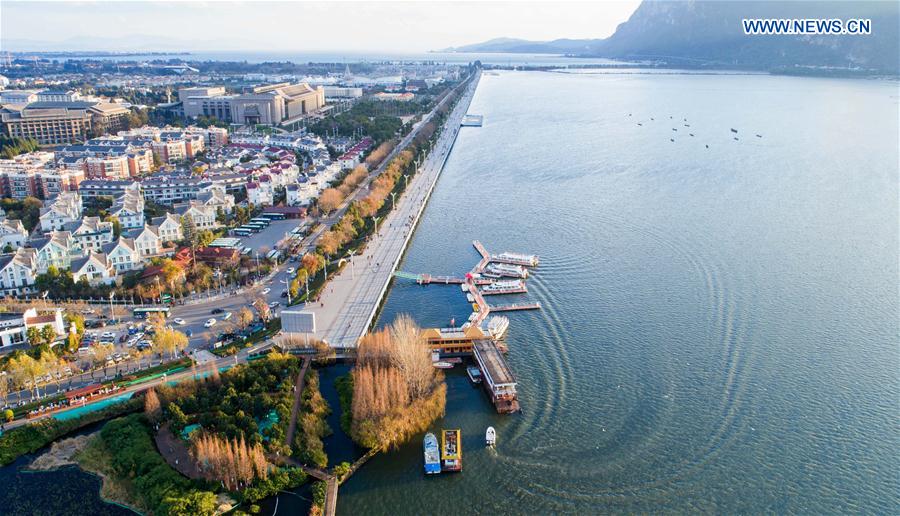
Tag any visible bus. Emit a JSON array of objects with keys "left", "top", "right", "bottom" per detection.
[
  {"left": 233, "top": 228, "right": 252, "bottom": 237},
  {"left": 250, "top": 217, "right": 271, "bottom": 226},
  {"left": 245, "top": 223, "right": 267, "bottom": 231},
  {"left": 133, "top": 307, "right": 170, "bottom": 319},
  {"left": 238, "top": 225, "right": 260, "bottom": 233},
  {"left": 266, "top": 249, "right": 283, "bottom": 262},
  {"left": 261, "top": 212, "right": 286, "bottom": 221}
]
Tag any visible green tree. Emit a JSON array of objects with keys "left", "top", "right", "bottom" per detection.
[
  {"left": 39, "top": 325, "right": 56, "bottom": 347},
  {"left": 26, "top": 327, "right": 41, "bottom": 347},
  {"left": 162, "top": 491, "right": 216, "bottom": 516},
  {"left": 104, "top": 215, "right": 122, "bottom": 238}
]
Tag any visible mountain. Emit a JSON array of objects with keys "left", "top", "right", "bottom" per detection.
[
  {"left": 441, "top": 37, "right": 603, "bottom": 55},
  {"left": 448, "top": 1, "right": 899, "bottom": 73}
]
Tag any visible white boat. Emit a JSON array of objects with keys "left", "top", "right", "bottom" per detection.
[
  {"left": 467, "top": 366, "right": 482, "bottom": 384},
  {"left": 433, "top": 361, "right": 454, "bottom": 369},
  {"left": 466, "top": 293, "right": 474, "bottom": 302},
  {"left": 485, "top": 263, "right": 528, "bottom": 278},
  {"left": 481, "top": 280, "right": 526, "bottom": 294},
  {"left": 485, "top": 316, "right": 510, "bottom": 339},
  {"left": 485, "top": 426, "right": 496, "bottom": 447},
  {"left": 423, "top": 433, "right": 441, "bottom": 474},
  {"left": 460, "top": 284, "right": 469, "bottom": 292}
]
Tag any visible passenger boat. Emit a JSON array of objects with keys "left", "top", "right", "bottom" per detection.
[
  {"left": 423, "top": 433, "right": 441, "bottom": 475},
  {"left": 485, "top": 263, "right": 527, "bottom": 278},
  {"left": 485, "top": 427, "right": 496, "bottom": 447},
  {"left": 485, "top": 315, "right": 510, "bottom": 339},
  {"left": 480, "top": 280, "right": 526, "bottom": 295},
  {"left": 460, "top": 284, "right": 469, "bottom": 292},
  {"left": 441, "top": 429, "right": 462, "bottom": 472},
  {"left": 467, "top": 366, "right": 482, "bottom": 384},
  {"left": 492, "top": 252, "right": 539, "bottom": 267}
]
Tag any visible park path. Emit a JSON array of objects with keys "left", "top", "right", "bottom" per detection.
[
  {"left": 284, "top": 357, "right": 311, "bottom": 448},
  {"left": 156, "top": 423, "right": 203, "bottom": 480}
]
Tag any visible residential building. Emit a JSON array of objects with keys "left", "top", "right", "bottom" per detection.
[
  {"left": 30, "top": 230, "right": 78, "bottom": 273},
  {"left": 103, "top": 238, "right": 140, "bottom": 273},
  {"left": 85, "top": 154, "right": 130, "bottom": 179},
  {"left": 246, "top": 181, "right": 273, "bottom": 206},
  {"left": 151, "top": 213, "right": 183, "bottom": 243},
  {"left": 0, "top": 89, "right": 40, "bottom": 104},
  {"left": 0, "top": 219, "right": 28, "bottom": 250},
  {"left": 39, "top": 191, "right": 82, "bottom": 232},
  {"left": 0, "top": 247, "right": 38, "bottom": 295},
  {"left": 0, "top": 101, "right": 130, "bottom": 146},
  {"left": 194, "top": 185, "right": 234, "bottom": 214},
  {"left": 174, "top": 202, "right": 217, "bottom": 230},
  {"left": 71, "top": 251, "right": 115, "bottom": 286},
  {"left": 181, "top": 83, "right": 325, "bottom": 126},
  {"left": 109, "top": 186, "right": 145, "bottom": 229},
  {"left": 65, "top": 216, "right": 114, "bottom": 252},
  {"left": 0, "top": 307, "right": 65, "bottom": 348},
  {"left": 124, "top": 225, "right": 164, "bottom": 257},
  {"left": 322, "top": 86, "right": 363, "bottom": 99},
  {"left": 141, "top": 176, "right": 211, "bottom": 204},
  {"left": 36, "top": 90, "right": 82, "bottom": 103}
]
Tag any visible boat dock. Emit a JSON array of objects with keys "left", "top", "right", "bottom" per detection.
[
  {"left": 490, "top": 302, "right": 541, "bottom": 312},
  {"left": 473, "top": 340, "right": 520, "bottom": 413},
  {"left": 461, "top": 114, "right": 483, "bottom": 127}
]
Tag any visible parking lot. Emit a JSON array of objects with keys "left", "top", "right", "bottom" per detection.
[{"left": 236, "top": 218, "right": 307, "bottom": 253}]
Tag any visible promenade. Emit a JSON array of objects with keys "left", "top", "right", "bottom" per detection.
[{"left": 307, "top": 72, "right": 481, "bottom": 348}]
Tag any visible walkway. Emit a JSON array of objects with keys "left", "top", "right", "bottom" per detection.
[
  {"left": 156, "top": 423, "right": 203, "bottom": 480},
  {"left": 307, "top": 71, "right": 482, "bottom": 348},
  {"left": 284, "top": 357, "right": 311, "bottom": 448}
]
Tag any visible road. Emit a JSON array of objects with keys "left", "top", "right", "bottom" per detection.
[
  {"left": 307, "top": 72, "right": 481, "bottom": 347},
  {"left": 2, "top": 72, "right": 479, "bottom": 418}
]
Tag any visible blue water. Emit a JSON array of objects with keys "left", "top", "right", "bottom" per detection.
[
  {"left": 53, "top": 393, "right": 134, "bottom": 421},
  {"left": 338, "top": 71, "right": 900, "bottom": 514}
]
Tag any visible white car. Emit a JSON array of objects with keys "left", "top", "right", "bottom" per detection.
[
  {"left": 262, "top": 287, "right": 271, "bottom": 295},
  {"left": 287, "top": 268, "right": 295, "bottom": 275},
  {"left": 223, "top": 312, "right": 233, "bottom": 320},
  {"left": 204, "top": 319, "right": 217, "bottom": 328},
  {"left": 101, "top": 331, "right": 115, "bottom": 339},
  {"left": 173, "top": 318, "right": 186, "bottom": 325},
  {"left": 268, "top": 301, "right": 280, "bottom": 308}
]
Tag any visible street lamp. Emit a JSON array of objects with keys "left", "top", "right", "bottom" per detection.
[
  {"left": 371, "top": 216, "right": 381, "bottom": 236},
  {"left": 390, "top": 191, "right": 397, "bottom": 209},
  {"left": 280, "top": 278, "right": 292, "bottom": 305},
  {"left": 345, "top": 250, "right": 356, "bottom": 280},
  {"left": 108, "top": 291, "right": 115, "bottom": 323}
]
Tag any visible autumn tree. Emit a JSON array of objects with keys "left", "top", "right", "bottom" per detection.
[
  {"left": 153, "top": 327, "right": 189, "bottom": 360},
  {"left": 253, "top": 297, "right": 271, "bottom": 324},
  {"left": 144, "top": 388, "right": 161, "bottom": 423},
  {"left": 317, "top": 188, "right": 343, "bottom": 214},
  {"left": 236, "top": 307, "right": 254, "bottom": 332},
  {"left": 192, "top": 433, "right": 269, "bottom": 491}
]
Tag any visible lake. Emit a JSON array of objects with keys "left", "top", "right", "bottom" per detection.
[{"left": 338, "top": 70, "right": 900, "bottom": 514}]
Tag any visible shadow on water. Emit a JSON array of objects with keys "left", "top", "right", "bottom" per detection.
[{"left": 0, "top": 420, "right": 135, "bottom": 515}]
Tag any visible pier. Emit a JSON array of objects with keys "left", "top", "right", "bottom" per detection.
[
  {"left": 461, "top": 114, "right": 484, "bottom": 127},
  {"left": 490, "top": 302, "right": 541, "bottom": 312}
]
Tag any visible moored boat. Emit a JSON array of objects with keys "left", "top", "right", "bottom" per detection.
[
  {"left": 485, "top": 426, "right": 496, "bottom": 447},
  {"left": 467, "top": 366, "right": 482, "bottom": 384},
  {"left": 423, "top": 433, "right": 441, "bottom": 474},
  {"left": 441, "top": 429, "right": 462, "bottom": 472},
  {"left": 433, "top": 361, "right": 454, "bottom": 369},
  {"left": 485, "top": 315, "right": 510, "bottom": 339}
]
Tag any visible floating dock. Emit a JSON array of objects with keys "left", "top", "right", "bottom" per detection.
[
  {"left": 461, "top": 114, "right": 483, "bottom": 127},
  {"left": 490, "top": 302, "right": 541, "bottom": 312}
]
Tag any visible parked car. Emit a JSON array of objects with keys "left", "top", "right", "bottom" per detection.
[
  {"left": 101, "top": 331, "right": 115, "bottom": 340},
  {"left": 173, "top": 318, "right": 186, "bottom": 325},
  {"left": 287, "top": 267, "right": 295, "bottom": 275},
  {"left": 269, "top": 301, "right": 280, "bottom": 308},
  {"left": 211, "top": 308, "right": 224, "bottom": 315},
  {"left": 204, "top": 319, "right": 217, "bottom": 328},
  {"left": 262, "top": 288, "right": 271, "bottom": 295},
  {"left": 223, "top": 312, "right": 233, "bottom": 320}
]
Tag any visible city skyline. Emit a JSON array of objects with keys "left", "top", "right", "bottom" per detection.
[{"left": 1, "top": 1, "right": 642, "bottom": 53}]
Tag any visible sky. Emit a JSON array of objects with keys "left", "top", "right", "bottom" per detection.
[{"left": 0, "top": 0, "right": 642, "bottom": 53}]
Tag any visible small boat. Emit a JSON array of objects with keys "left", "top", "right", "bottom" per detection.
[
  {"left": 730, "top": 128, "right": 738, "bottom": 133},
  {"left": 689, "top": 133, "right": 694, "bottom": 137},
  {"left": 637, "top": 123, "right": 642, "bottom": 126},
  {"left": 705, "top": 144, "right": 709, "bottom": 148},
  {"left": 423, "top": 433, "right": 441, "bottom": 474},
  {"left": 756, "top": 134, "right": 762, "bottom": 138},
  {"left": 733, "top": 137, "right": 739, "bottom": 141},
  {"left": 672, "top": 128, "right": 677, "bottom": 132},
  {"left": 650, "top": 117, "right": 654, "bottom": 120},
  {"left": 433, "top": 361, "right": 454, "bottom": 369},
  {"left": 466, "top": 293, "right": 474, "bottom": 302},
  {"left": 485, "top": 427, "right": 496, "bottom": 447},
  {"left": 460, "top": 284, "right": 469, "bottom": 292},
  {"left": 467, "top": 366, "right": 482, "bottom": 384},
  {"left": 670, "top": 138, "right": 675, "bottom": 142},
  {"left": 441, "top": 429, "right": 462, "bottom": 472},
  {"left": 684, "top": 124, "right": 690, "bottom": 127},
  {"left": 485, "top": 315, "right": 510, "bottom": 339}
]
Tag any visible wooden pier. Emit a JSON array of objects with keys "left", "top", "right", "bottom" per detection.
[{"left": 489, "top": 302, "right": 542, "bottom": 312}]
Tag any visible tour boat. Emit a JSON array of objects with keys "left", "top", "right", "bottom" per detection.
[
  {"left": 467, "top": 366, "right": 482, "bottom": 384},
  {"left": 441, "top": 429, "right": 462, "bottom": 472},
  {"left": 423, "top": 433, "right": 441, "bottom": 475},
  {"left": 485, "top": 263, "right": 527, "bottom": 278},
  {"left": 481, "top": 280, "right": 526, "bottom": 294},
  {"left": 485, "top": 427, "right": 496, "bottom": 447},
  {"left": 485, "top": 315, "right": 510, "bottom": 339}
]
